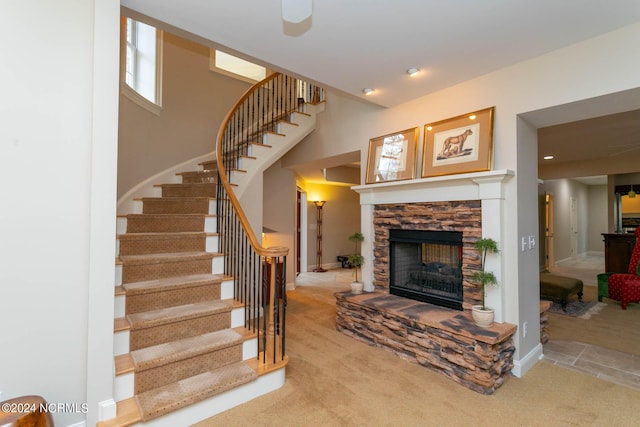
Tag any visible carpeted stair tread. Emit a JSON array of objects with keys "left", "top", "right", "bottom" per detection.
[
  {"left": 139, "top": 196, "right": 216, "bottom": 202},
  {"left": 157, "top": 182, "right": 216, "bottom": 188},
  {"left": 135, "top": 361, "right": 258, "bottom": 421},
  {"left": 124, "top": 213, "right": 212, "bottom": 233},
  {"left": 119, "top": 251, "right": 218, "bottom": 266},
  {"left": 127, "top": 300, "right": 231, "bottom": 331},
  {"left": 122, "top": 273, "right": 225, "bottom": 296},
  {"left": 177, "top": 170, "right": 217, "bottom": 177},
  {"left": 130, "top": 328, "right": 243, "bottom": 371},
  {"left": 126, "top": 213, "right": 209, "bottom": 219},
  {"left": 118, "top": 231, "right": 206, "bottom": 240}
]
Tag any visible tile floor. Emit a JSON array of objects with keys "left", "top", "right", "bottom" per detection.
[
  {"left": 295, "top": 256, "right": 640, "bottom": 391},
  {"left": 543, "top": 340, "right": 640, "bottom": 390}
]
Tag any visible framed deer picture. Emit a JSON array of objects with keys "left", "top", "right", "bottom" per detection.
[{"left": 421, "top": 107, "right": 495, "bottom": 178}]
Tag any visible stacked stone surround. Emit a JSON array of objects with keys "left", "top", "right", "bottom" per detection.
[
  {"left": 539, "top": 300, "right": 552, "bottom": 344},
  {"left": 372, "top": 200, "right": 483, "bottom": 309},
  {"left": 336, "top": 199, "right": 522, "bottom": 394},
  {"left": 335, "top": 291, "right": 517, "bottom": 394}
]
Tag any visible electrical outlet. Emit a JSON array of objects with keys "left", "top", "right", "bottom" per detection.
[{"left": 522, "top": 321, "right": 528, "bottom": 338}]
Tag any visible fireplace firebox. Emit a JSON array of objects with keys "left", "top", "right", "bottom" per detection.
[{"left": 389, "top": 229, "right": 463, "bottom": 310}]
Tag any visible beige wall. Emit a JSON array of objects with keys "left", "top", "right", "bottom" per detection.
[
  {"left": 302, "top": 183, "right": 361, "bottom": 272},
  {"left": 263, "top": 160, "right": 296, "bottom": 282},
  {"left": 117, "top": 31, "right": 250, "bottom": 198}
]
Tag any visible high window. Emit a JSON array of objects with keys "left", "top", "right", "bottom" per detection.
[
  {"left": 121, "top": 17, "right": 163, "bottom": 113},
  {"left": 210, "top": 50, "right": 268, "bottom": 83}
]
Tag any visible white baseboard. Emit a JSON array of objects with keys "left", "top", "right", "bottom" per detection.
[
  {"left": 98, "top": 399, "right": 117, "bottom": 422},
  {"left": 511, "top": 343, "right": 543, "bottom": 378}
]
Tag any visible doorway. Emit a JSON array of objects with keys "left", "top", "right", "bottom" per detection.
[
  {"left": 545, "top": 193, "right": 555, "bottom": 269},
  {"left": 296, "top": 188, "right": 308, "bottom": 275}
]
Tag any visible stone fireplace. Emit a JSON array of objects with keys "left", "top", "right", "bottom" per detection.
[
  {"left": 389, "top": 228, "right": 464, "bottom": 309},
  {"left": 335, "top": 170, "right": 517, "bottom": 394},
  {"left": 376, "top": 201, "right": 482, "bottom": 310}
]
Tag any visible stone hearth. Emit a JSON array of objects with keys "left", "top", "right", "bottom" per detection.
[{"left": 335, "top": 291, "right": 517, "bottom": 394}]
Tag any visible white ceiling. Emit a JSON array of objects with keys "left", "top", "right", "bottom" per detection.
[
  {"left": 122, "top": 0, "right": 640, "bottom": 183},
  {"left": 122, "top": 0, "right": 640, "bottom": 108}
]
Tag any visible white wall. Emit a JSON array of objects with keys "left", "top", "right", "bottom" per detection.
[
  {"left": 281, "top": 22, "right": 640, "bottom": 374},
  {"left": 0, "top": 1, "right": 120, "bottom": 426},
  {"left": 542, "top": 179, "right": 592, "bottom": 262},
  {"left": 587, "top": 185, "right": 608, "bottom": 253}
]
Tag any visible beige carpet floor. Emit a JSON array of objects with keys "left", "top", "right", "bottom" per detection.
[{"left": 194, "top": 271, "right": 640, "bottom": 427}]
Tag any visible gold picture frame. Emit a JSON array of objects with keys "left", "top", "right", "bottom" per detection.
[
  {"left": 365, "top": 127, "right": 418, "bottom": 184},
  {"left": 422, "top": 107, "right": 495, "bottom": 178}
]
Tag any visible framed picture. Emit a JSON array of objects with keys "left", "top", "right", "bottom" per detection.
[
  {"left": 422, "top": 107, "right": 495, "bottom": 178},
  {"left": 366, "top": 127, "right": 418, "bottom": 184}
]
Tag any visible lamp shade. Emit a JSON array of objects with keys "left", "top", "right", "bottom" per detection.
[{"left": 282, "top": 0, "right": 312, "bottom": 23}]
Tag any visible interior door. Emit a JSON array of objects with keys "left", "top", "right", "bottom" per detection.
[
  {"left": 570, "top": 196, "right": 578, "bottom": 257},
  {"left": 545, "top": 193, "right": 555, "bottom": 269},
  {"left": 296, "top": 189, "right": 302, "bottom": 275}
]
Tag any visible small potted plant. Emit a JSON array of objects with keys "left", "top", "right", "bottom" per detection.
[
  {"left": 471, "top": 237, "right": 499, "bottom": 327},
  {"left": 347, "top": 232, "right": 365, "bottom": 294}
]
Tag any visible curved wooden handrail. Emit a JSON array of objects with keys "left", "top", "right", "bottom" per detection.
[{"left": 215, "top": 72, "right": 288, "bottom": 259}]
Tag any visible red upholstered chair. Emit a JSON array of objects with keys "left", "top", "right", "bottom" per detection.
[{"left": 608, "top": 228, "right": 640, "bottom": 309}]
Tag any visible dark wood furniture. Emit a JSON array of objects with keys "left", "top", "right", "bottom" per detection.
[
  {"left": 0, "top": 395, "right": 54, "bottom": 427},
  {"left": 602, "top": 233, "right": 637, "bottom": 273},
  {"left": 540, "top": 272, "right": 583, "bottom": 310}
]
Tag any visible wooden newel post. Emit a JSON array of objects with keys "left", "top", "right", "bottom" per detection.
[{"left": 263, "top": 246, "right": 288, "bottom": 363}]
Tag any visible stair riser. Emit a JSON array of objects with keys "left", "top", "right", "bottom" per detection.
[
  {"left": 119, "top": 236, "right": 206, "bottom": 256},
  {"left": 126, "top": 216, "right": 208, "bottom": 233},
  {"left": 199, "top": 161, "right": 217, "bottom": 171},
  {"left": 135, "top": 344, "right": 243, "bottom": 394},
  {"left": 126, "top": 284, "right": 222, "bottom": 315},
  {"left": 179, "top": 172, "right": 217, "bottom": 184},
  {"left": 114, "top": 330, "right": 129, "bottom": 356},
  {"left": 114, "top": 306, "right": 245, "bottom": 357},
  {"left": 130, "top": 312, "right": 231, "bottom": 351},
  {"left": 142, "top": 199, "right": 214, "bottom": 215},
  {"left": 114, "top": 337, "right": 259, "bottom": 400},
  {"left": 161, "top": 184, "right": 216, "bottom": 198},
  {"left": 121, "top": 258, "right": 214, "bottom": 284}
]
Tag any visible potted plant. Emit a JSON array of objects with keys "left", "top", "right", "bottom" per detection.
[
  {"left": 471, "top": 237, "right": 499, "bottom": 327},
  {"left": 347, "top": 232, "right": 365, "bottom": 294}
]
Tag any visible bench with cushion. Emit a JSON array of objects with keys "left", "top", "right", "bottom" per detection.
[{"left": 540, "top": 272, "right": 583, "bottom": 311}]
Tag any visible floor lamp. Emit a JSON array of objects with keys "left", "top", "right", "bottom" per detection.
[{"left": 313, "top": 201, "right": 327, "bottom": 272}]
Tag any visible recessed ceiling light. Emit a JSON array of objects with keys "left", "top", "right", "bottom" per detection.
[
  {"left": 362, "top": 88, "right": 374, "bottom": 95},
  {"left": 468, "top": 114, "right": 476, "bottom": 120},
  {"left": 543, "top": 155, "right": 554, "bottom": 160},
  {"left": 406, "top": 68, "right": 420, "bottom": 76}
]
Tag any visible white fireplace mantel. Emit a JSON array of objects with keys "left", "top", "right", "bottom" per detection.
[
  {"left": 352, "top": 169, "right": 514, "bottom": 323},
  {"left": 352, "top": 169, "right": 514, "bottom": 205}
]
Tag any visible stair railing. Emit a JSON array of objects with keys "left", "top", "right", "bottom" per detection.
[{"left": 215, "top": 72, "right": 324, "bottom": 364}]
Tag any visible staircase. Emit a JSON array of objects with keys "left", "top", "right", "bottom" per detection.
[{"left": 101, "top": 74, "right": 325, "bottom": 427}]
